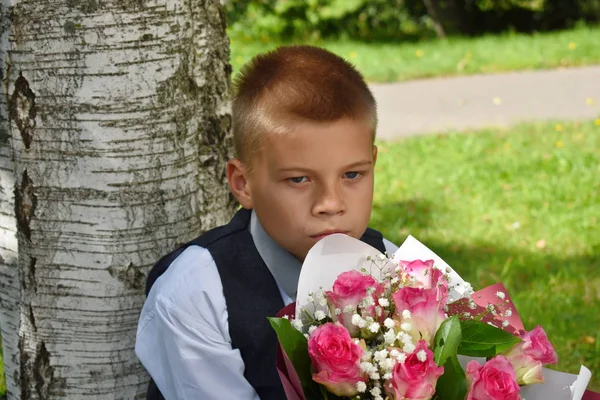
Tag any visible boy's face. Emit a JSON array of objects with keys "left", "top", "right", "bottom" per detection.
[{"left": 228, "top": 118, "right": 377, "bottom": 261}]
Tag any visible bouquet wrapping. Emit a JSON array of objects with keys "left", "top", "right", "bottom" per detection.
[{"left": 269, "top": 234, "right": 598, "bottom": 400}]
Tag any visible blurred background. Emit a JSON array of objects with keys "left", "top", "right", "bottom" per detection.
[{"left": 224, "top": 0, "right": 600, "bottom": 392}]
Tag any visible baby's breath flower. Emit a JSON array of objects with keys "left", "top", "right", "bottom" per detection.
[
  {"left": 352, "top": 314, "right": 366, "bottom": 328},
  {"left": 308, "top": 325, "right": 318, "bottom": 335},
  {"left": 416, "top": 350, "right": 427, "bottom": 362},
  {"left": 319, "top": 298, "right": 327, "bottom": 307},
  {"left": 360, "top": 362, "right": 375, "bottom": 374},
  {"left": 366, "top": 286, "right": 376, "bottom": 294},
  {"left": 368, "top": 322, "right": 381, "bottom": 333},
  {"left": 463, "top": 312, "right": 472, "bottom": 318},
  {"left": 403, "top": 343, "right": 416, "bottom": 354},
  {"left": 383, "top": 372, "right": 393, "bottom": 380},
  {"left": 370, "top": 387, "right": 382, "bottom": 397},
  {"left": 384, "top": 318, "right": 396, "bottom": 329},
  {"left": 391, "top": 277, "right": 399, "bottom": 284},
  {"left": 502, "top": 320, "right": 510, "bottom": 328},
  {"left": 469, "top": 300, "right": 477, "bottom": 310},
  {"left": 334, "top": 308, "right": 342, "bottom": 315},
  {"left": 378, "top": 254, "right": 387, "bottom": 261},
  {"left": 402, "top": 309, "right": 411, "bottom": 319},
  {"left": 401, "top": 322, "right": 412, "bottom": 332},
  {"left": 361, "top": 350, "right": 372, "bottom": 361},
  {"left": 314, "top": 310, "right": 326, "bottom": 321},
  {"left": 486, "top": 304, "right": 496, "bottom": 313},
  {"left": 306, "top": 294, "right": 314, "bottom": 303},
  {"left": 343, "top": 305, "right": 355, "bottom": 313},
  {"left": 374, "top": 349, "right": 389, "bottom": 363},
  {"left": 496, "top": 291, "right": 506, "bottom": 299},
  {"left": 395, "top": 352, "right": 407, "bottom": 363},
  {"left": 369, "top": 372, "right": 381, "bottom": 380},
  {"left": 381, "top": 358, "right": 395, "bottom": 371},
  {"left": 356, "top": 381, "right": 367, "bottom": 393},
  {"left": 384, "top": 329, "right": 397, "bottom": 345},
  {"left": 378, "top": 298, "right": 390, "bottom": 307},
  {"left": 505, "top": 309, "right": 512, "bottom": 317},
  {"left": 292, "top": 319, "right": 303, "bottom": 331}
]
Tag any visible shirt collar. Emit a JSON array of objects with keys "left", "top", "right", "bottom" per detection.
[{"left": 249, "top": 210, "right": 301, "bottom": 301}]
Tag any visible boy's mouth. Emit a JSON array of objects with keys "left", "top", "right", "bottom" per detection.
[{"left": 310, "top": 230, "right": 349, "bottom": 240}]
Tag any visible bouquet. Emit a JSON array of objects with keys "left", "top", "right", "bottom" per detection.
[{"left": 269, "top": 235, "right": 596, "bottom": 400}]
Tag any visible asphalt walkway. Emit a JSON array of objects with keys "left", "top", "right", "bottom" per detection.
[{"left": 370, "top": 66, "right": 600, "bottom": 141}]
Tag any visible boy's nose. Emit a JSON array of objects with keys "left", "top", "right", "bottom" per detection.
[{"left": 312, "top": 185, "right": 346, "bottom": 216}]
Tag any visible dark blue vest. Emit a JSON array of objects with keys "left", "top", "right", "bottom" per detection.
[{"left": 144, "top": 208, "right": 387, "bottom": 400}]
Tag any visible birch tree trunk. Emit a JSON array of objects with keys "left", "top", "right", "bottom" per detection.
[{"left": 0, "top": 0, "right": 235, "bottom": 398}]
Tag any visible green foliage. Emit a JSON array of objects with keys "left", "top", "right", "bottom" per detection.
[
  {"left": 225, "top": 0, "right": 600, "bottom": 42},
  {"left": 0, "top": 336, "right": 5, "bottom": 397},
  {"left": 457, "top": 320, "right": 522, "bottom": 357}
]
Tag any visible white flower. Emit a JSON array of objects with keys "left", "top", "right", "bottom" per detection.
[
  {"left": 496, "top": 291, "right": 506, "bottom": 299},
  {"left": 366, "top": 286, "right": 376, "bottom": 294},
  {"left": 395, "top": 352, "right": 407, "bottom": 363},
  {"left": 378, "top": 253, "right": 387, "bottom": 261},
  {"left": 391, "top": 277, "right": 399, "bottom": 284},
  {"left": 375, "top": 306, "right": 383, "bottom": 316},
  {"left": 370, "top": 387, "right": 382, "bottom": 397},
  {"left": 403, "top": 343, "right": 416, "bottom": 354},
  {"left": 369, "top": 371, "right": 381, "bottom": 380},
  {"left": 502, "top": 320, "right": 509, "bottom": 328},
  {"left": 374, "top": 349, "right": 389, "bottom": 363},
  {"left": 360, "top": 362, "right": 375, "bottom": 374},
  {"left": 402, "top": 309, "right": 411, "bottom": 319},
  {"left": 417, "top": 350, "right": 427, "bottom": 362},
  {"left": 343, "top": 305, "right": 355, "bottom": 313},
  {"left": 319, "top": 298, "right": 327, "bottom": 307},
  {"left": 361, "top": 350, "right": 372, "bottom": 362},
  {"left": 469, "top": 300, "right": 477, "bottom": 310},
  {"left": 334, "top": 308, "right": 342, "bottom": 315},
  {"left": 306, "top": 294, "right": 314, "bottom": 303},
  {"left": 401, "top": 322, "right": 412, "bottom": 332},
  {"left": 369, "top": 322, "right": 381, "bottom": 333},
  {"left": 308, "top": 325, "right": 318, "bottom": 335},
  {"left": 383, "top": 372, "right": 393, "bottom": 380},
  {"left": 381, "top": 358, "right": 395, "bottom": 371},
  {"left": 384, "top": 318, "right": 396, "bottom": 329},
  {"left": 384, "top": 329, "right": 397, "bottom": 345},
  {"left": 505, "top": 309, "right": 512, "bottom": 317},
  {"left": 352, "top": 314, "right": 365, "bottom": 327},
  {"left": 292, "top": 319, "right": 303, "bottom": 331},
  {"left": 356, "top": 381, "right": 367, "bottom": 393},
  {"left": 378, "top": 298, "right": 389, "bottom": 307},
  {"left": 314, "top": 310, "right": 326, "bottom": 321}
]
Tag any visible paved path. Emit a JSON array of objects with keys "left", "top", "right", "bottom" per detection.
[{"left": 369, "top": 66, "right": 600, "bottom": 141}]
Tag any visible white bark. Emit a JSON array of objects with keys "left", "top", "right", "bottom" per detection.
[{"left": 0, "top": 0, "right": 234, "bottom": 398}]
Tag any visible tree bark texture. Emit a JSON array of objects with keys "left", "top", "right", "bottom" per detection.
[{"left": 0, "top": 0, "right": 235, "bottom": 398}]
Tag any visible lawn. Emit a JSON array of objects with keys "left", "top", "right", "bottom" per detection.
[
  {"left": 0, "top": 119, "right": 598, "bottom": 396},
  {"left": 230, "top": 24, "right": 600, "bottom": 83},
  {"left": 372, "top": 119, "right": 600, "bottom": 391}
]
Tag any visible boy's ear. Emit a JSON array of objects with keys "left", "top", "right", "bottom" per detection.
[
  {"left": 227, "top": 159, "right": 253, "bottom": 209},
  {"left": 372, "top": 144, "right": 378, "bottom": 166}
]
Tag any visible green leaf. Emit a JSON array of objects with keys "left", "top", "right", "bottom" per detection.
[
  {"left": 433, "top": 316, "right": 462, "bottom": 367},
  {"left": 458, "top": 319, "right": 521, "bottom": 357},
  {"left": 267, "top": 317, "right": 322, "bottom": 399},
  {"left": 433, "top": 355, "right": 467, "bottom": 400}
]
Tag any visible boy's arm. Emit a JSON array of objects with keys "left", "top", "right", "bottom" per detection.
[{"left": 135, "top": 246, "right": 260, "bottom": 400}]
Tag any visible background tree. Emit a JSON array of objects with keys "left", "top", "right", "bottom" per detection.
[{"left": 0, "top": 0, "right": 235, "bottom": 398}]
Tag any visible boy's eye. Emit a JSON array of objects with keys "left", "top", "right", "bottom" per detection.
[
  {"left": 289, "top": 176, "right": 308, "bottom": 184},
  {"left": 344, "top": 171, "right": 361, "bottom": 179}
]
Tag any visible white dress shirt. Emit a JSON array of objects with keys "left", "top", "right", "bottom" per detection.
[{"left": 135, "top": 211, "right": 398, "bottom": 400}]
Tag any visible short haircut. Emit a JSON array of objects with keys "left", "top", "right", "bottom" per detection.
[{"left": 232, "top": 45, "right": 377, "bottom": 164}]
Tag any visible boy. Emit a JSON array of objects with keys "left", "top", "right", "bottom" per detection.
[{"left": 135, "top": 45, "right": 398, "bottom": 400}]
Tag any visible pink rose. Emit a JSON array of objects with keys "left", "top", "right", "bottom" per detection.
[
  {"left": 466, "top": 356, "right": 521, "bottom": 400},
  {"left": 502, "top": 325, "right": 557, "bottom": 384},
  {"left": 326, "top": 271, "right": 384, "bottom": 335},
  {"left": 399, "top": 260, "right": 436, "bottom": 288},
  {"left": 392, "top": 286, "right": 447, "bottom": 345},
  {"left": 308, "top": 322, "right": 365, "bottom": 396},
  {"left": 386, "top": 340, "right": 444, "bottom": 400}
]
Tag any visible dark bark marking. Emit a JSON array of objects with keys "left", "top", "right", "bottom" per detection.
[
  {"left": 28, "top": 257, "right": 37, "bottom": 294},
  {"left": 18, "top": 337, "right": 31, "bottom": 400},
  {"left": 14, "top": 169, "right": 37, "bottom": 241},
  {"left": 108, "top": 262, "right": 145, "bottom": 290},
  {"left": 9, "top": 72, "right": 36, "bottom": 150},
  {"left": 33, "top": 341, "right": 54, "bottom": 399},
  {"left": 28, "top": 304, "right": 36, "bottom": 332}
]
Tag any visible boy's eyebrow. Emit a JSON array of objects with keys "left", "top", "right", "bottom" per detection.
[{"left": 276, "top": 160, "right": 373, "bottom": 173}]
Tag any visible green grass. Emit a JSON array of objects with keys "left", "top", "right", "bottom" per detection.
[
  {"left": 230, "top": 24, "right": 600, "bottom": 82},
  {"left": 371, "top": 118, "right": 600, "bottom": 391}
]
